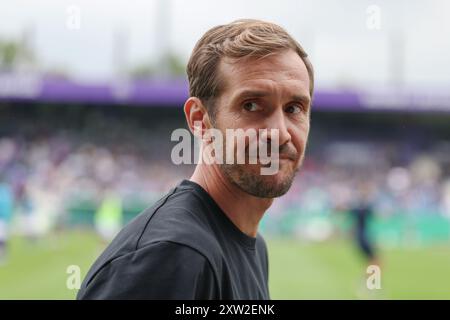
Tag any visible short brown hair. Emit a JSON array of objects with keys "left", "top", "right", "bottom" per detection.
[{"left": 187, "top": 19, "right": 314, "bottom": 115}]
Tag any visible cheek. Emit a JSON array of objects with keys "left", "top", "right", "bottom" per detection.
[
  {"left": 214, "top": 112, "right": 243, "bottom": 132},
  {"left": 291, "top": 125, "right": 309, "bottom": 154}
]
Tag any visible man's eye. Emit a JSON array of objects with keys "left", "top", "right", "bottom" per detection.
[
  {"left": 243, "top": 102, "right": 260, "bottom": 112},
  {"left": 285, "top": 105, "right": 302, "bottom": 114}
]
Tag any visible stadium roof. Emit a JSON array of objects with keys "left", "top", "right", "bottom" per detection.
[{"left": 1, "top": 73, "right": 450, "bottom": 113}]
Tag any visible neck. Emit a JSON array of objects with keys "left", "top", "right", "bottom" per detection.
[{"left": 190, "top": 163, "right": 273, "bottom": 238}]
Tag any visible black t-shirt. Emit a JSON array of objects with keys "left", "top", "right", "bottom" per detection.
[{"left": 77, "top": 179, "right": 270, "bottom": 300}]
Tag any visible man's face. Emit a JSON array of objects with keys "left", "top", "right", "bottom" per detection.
[{"left": 210, "top": 49, "right": 311, "bottom": 198}]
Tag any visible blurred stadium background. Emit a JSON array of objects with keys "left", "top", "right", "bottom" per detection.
[{"left": 0, "top": 0, "right": 449, "bottom": 299}]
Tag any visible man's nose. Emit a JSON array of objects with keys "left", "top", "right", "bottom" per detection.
[{"left": 261, "top": 108, "right": 292, "bottom": 146}]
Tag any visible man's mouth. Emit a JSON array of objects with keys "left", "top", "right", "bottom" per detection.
[{"left": 247, "top": 154, "right": 296, "bottom": 163}]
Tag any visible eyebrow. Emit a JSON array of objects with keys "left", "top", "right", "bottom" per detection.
[{"left": 234, "top": 89, "right": 311, "bottom": 104}]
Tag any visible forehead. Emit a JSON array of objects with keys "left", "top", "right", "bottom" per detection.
[{"left": 218, "top": 49, "right": 310, "bottom": 100}]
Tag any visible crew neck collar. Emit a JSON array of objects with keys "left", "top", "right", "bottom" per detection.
[{"left": 179, "top": 179, "right": 257, "bottom": 249}]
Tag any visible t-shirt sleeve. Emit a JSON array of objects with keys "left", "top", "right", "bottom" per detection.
[{"left": 77, "top": 241, "right": 218, "bottom": 300}]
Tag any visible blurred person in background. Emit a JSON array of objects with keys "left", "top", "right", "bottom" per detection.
[
  {"left": 14, "top": 179, "right": 37, "bottom": 242},
  {"left": 94, "top": 188, "right": 123, "bottom": 243},
  {"left": 349, "top": 180, "right": 379, "bottom": 267},
  {"left": 0, "top": 178, "right": 14, "bottom": 264},
  {"left": 442, "top": 179, "right": 450, "bottom": 218}
]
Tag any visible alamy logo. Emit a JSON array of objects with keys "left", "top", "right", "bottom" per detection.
[
  {"left": 366, "top": 5, "right": 381, "bottom": 30},
  {"left": 66, "top": 5, "right": 81, "bottom": 30},
  {"left": 366, "top": 265, "right": 382, "bottom": 290},
  {"left": 66, "top": 265, "right": 81, "bottom": 290},
  {"left": 171, "top": 122, "right": 282, "bottom": 175}
]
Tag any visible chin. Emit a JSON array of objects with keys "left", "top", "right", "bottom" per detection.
[
  {"left": 260, "top": 167, "right": 296, "bottom": 196},
  {"left": 222, "top": 163, "right": 297, "bottom": 198}
]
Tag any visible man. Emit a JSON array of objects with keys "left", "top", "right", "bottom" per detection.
[
  {"left": 77, "top": 19, "right": 314, "bottom": 300},
  {"left": 350, "top": 181, "right": 378, "bottom": 266}
]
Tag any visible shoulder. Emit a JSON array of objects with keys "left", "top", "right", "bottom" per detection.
[
  {"left": 99, "top": 184, "right": 222, "bottom": 256},
  {"left": 78, "top": 241, "right": 218, "bottom": 299},
  {"left": 256, "top": 232, "right": 269, "bottom": 277},
  {"left": 256, "top": 232, "right": 268, "bottom": 252},
  {"left": 80, "top": 184, "right": 225, "bottom": 290},
  {"left": 135, "top": 187, "right": 224, "bottom": 266}
]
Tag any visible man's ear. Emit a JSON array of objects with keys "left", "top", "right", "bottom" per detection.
[{"left": 183, "top": 97, "right": 213, "bottom": 138}]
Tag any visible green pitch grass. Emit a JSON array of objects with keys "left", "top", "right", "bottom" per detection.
[{"left": 0, "top": 230, "right": 449, "bottom": 299}]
